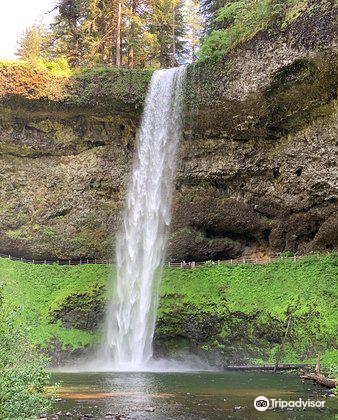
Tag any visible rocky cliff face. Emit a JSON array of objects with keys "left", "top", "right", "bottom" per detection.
[
  {"left": 0, "top": 112, "right": 136, "bottom": 259},
  {"left": 0, "top": 1, "right": 337, "bottom": 260},
  {"left": 172, "top": 106, "right": 337, "bottom": 260}
]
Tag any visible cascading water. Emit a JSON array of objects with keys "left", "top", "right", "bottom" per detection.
[{"left": 101, "top": 66, "right": 186, "bottom": 370}]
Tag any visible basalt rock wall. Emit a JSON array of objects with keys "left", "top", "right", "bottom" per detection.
[{"left": 0, "top": 1, "right": 337, "bottom": 260}]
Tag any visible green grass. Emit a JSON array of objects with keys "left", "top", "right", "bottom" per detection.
[
  {"left": 0, "top": 259, "right": 111, "bottom": 349},
  {"left": 159, "top": 254, "right": 338, "bottom": 364},
  {"left": 1, "top": 254, "right": 337, "bottom": 364},
  {"left": 161, "top": 254, "right": 336, "bottom": 318}
]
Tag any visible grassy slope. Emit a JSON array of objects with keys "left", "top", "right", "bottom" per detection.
[
  {"left": 159, "top": 254, "right": 337, "bottom": 364},
  {"left": 1, "top": 254, "right": 337, "bottom": 364},
  {"left": 1, "top": 260, "right": 109, "bottom": 349}
]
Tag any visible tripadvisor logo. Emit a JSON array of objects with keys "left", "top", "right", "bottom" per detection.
[
  {"left": 254, "top": 396, "right": 326, "bottom": 411},
  {"left": 254, "top": 396, "right": 269, "bottom": 411}
]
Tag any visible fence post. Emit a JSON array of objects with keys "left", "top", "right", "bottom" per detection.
[
  {"left": 230, "top": 259, "right": 233, "bottom": 265},
  {"left": 57, "top": 260, "right": 59, "bottom": 265},
  {"left": 192, "top": 261, "right": 196, "bottom": 268},
  {"left": 180, "top": 262, "right": 183, "bottom": 269},
  {"left": 217, "top": 260, "right": 220, "bottom": 265},
  {"left": 243, "top": 257, "right": 245, "bottom": 264},
  {"left": 68, "top": 260, "right": 71, "bottom": 266}
]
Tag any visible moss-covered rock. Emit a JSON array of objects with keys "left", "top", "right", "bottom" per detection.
[
  {"left": 174, "top": 108, "right": 338, "bottom": 259},
  {"left": 184, "top": 52, "right": 337, "bottom": 141},
  {"left": 0, "top": 62, "right": 153, "bottom": 114},
  {"left": 1, "top": 254, "right": 336, "bottom": 366},
  {"left": 0, "top": 3, "right": 336, "bottom": 260},
  {"left": 66, "top": 67, "right": 153, "bottom": 112},
  {"left": 0, "top": 109, "right": 137, "bottom": 157},
  {"left": 155, "top": 254, "right": 338, "bottom": 365},
  {"left": 48, "top": 284, "right": 106, "bottom": 330},
  {"left": 168, "top": 227, "right": 243, "bottom": 262}
]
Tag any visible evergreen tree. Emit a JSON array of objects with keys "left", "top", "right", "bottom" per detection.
[
  {"left": 48, "top": 0, "right": 189, "bottom": 68},
  {"left": 148, "top": 0, "right": 187, "bottom": 67},
  {"left": 16, "top": 25, "right": 45, "bottom": 63},
  {"left": 66, "top": 0, "right": 138, "bottom": 67},
  {"left": 184, "top": 0, "right": 203, "bottom": 61},
  {"left": 200, "top": 0, "right": 238, "bottom": 33},
  {"left": 50, "top": 0, "right": 88, "bottom": 66},
  {"left": 125, "top": 0, "right": 153, "bottom": 68},
  {"left": 83, "top": 0, "right": 119, "bottom": 66},
  {"left": 85, "top": 0, "right": 188, "bottom": 68}
]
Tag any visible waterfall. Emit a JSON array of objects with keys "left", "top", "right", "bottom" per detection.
[{"left": 101, "top": 66, "right": 186, "bottom": 370}]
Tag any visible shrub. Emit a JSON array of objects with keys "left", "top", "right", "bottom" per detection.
[
  {"left": 0, "top": 60, "right": 152, "bottom": 109},
  {"left": 199, "top": 0, "right": 309, "bottom": 61},
  {"left": 0, "top": 290, "right": 52, "bottom": 420},
  {"left": 0, "top": 61, "right": 65, "bottom": 99}
]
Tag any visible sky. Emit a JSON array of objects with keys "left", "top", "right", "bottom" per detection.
[{"left": 0, "top": 0, "right": 57, "bottom": 60}]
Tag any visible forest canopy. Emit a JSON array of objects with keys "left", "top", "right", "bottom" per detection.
[{"left": 15, "top": 0, "right": 314, "bottom": 68}]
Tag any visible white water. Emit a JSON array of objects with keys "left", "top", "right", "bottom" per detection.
[{"left": 100, "top": 66, "right": 187, "bottom": 371}]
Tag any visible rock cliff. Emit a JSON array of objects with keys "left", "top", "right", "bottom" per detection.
[{"left": 0, "top": 1, "right": 337, "bottom": 260}]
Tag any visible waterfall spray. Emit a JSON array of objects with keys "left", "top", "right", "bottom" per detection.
[{"left": 101, "top": 66, "right": 186, "bottom": 370}]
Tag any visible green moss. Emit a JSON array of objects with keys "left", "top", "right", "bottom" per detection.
[
  {"left": 1, "top": 254, "right": 337, "bottom": 365},
  {"left": 198, "top": 0, "right": 327, "bottom": 61},
  {"left": 28, "top": 120, "right": 77, "bottom": 145},
  {"left": 282, "top": 0, "right": 310, "bottom": 28},
  {"left": 0, "top": 143, "right": 46, "bottom": 157},
  {"left": 0, "top": 258, "right": 111, "bottom": 350},
  {"left": 6, "top": 226, "right": 34, "bottom": 241},
  {"left": 158, "top": 254, "right": 338, "bottom": 364},
  {"left": 65, "top": 66, "right": 153, "bottom": 111},
  {"left": 0, "top": 61, "right": 153, "bottom": 113},
  {"left": 6, "top": 222, "right": 116, "bottom": 260}
]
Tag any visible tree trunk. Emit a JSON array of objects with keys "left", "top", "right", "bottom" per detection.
[
  {"left": 192, "top": 44, "right": 196, "bottom": 62},
  {"left": 128, "top": 46, "right": 134, "bottom": 69},
  {"left": 128, "top": 0, "right": 135, "bottom": 69},
  {"left": 274, "top": 313, "right": 292, "bottom": 373},
  {"left": 172, "top": 3, "right": 176, "bottom": 67},
  {"left": 115, "top": 0, "right": 122, "bottom": 67},
  {"left": 315, "top": 353, "right": 321, "bottom": 374},
  {"left": 300, "top": 355, "right": 337, "bottom": 388},
  {"left": 300, "top": 373, "right": 338, "bottom": 388}
]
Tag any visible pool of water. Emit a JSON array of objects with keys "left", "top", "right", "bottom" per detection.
[{"left": 50, "top": 371, "right": 335, "bottom": 420}]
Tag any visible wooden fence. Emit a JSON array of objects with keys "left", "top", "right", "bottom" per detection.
[
  {"left": 0, "top": 253, "right": 112, "bottom": 266},
  {"left": 0, "top": 252, "right": 306, "bottom": 268},
  {"left": 167, "top": 255, "right": 303, "bottom": 268}
]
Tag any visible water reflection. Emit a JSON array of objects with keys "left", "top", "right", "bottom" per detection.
[{"left": 51, "top": 371, "right": 335, "bottom": 420}]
